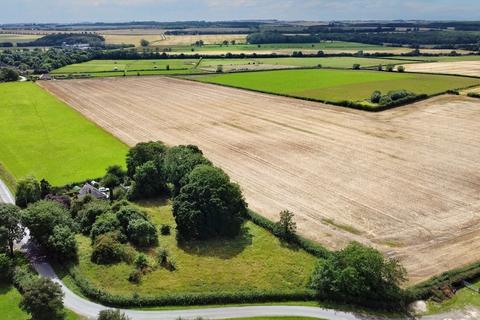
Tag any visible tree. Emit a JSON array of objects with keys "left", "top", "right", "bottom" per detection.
[
  {"left": 98, "top": 309, "right": 130, "bottom": 320},
  {"left": 397, "top": 65, "right": 405, "bottom": 72},
  {"left": 0, "top": 68, "right": 19, "bottom": 82},
  {"left": 40, "top": 179, "right": 52, "bottom": 198},
  {"left": 163, "top": 145, "right": 211, "bottom": 194},
  {"left": 127, "top": 219, "right": 158, "bottom": 247},
  {"left": 77, "top": 200, "right": 111, "bottom": 234},
  {"left": 0, "top": 253, "right": 13, "bottom": 283},
  {"left": 15, "top": 176, "right": 41, "bottom": 208},
  {"left": 47, "top": 226, "right": 78, "bottom": 261},
  {"left": 129, "top": 161, "right": 166, "bottom": 199},
  {"left": 0, "top": 204, "right": 25, "bottom": 256},
  {"left": 275, "top": 210, "right": 296, "bottom": 239},
  {"left": 22, "top": 200, "right": 74, "bottom": 247},
  {"left": 126, "top": 141, "right": 167, "bottom": 177},
  {"left": 310, "top": 242, "right": 406, "bottom": 307},
  {"left": 140, "top": 39, "right": 150, "bottom": 47},
  {"left": 173, "top": 165, "right": 246, "bottom": 240},
  {"left": 90, "top": 212, "right": 122, "bottom": 241},
  {"left": 352, "top": 64, "right": 361, "bottom": 70},
  {"left": 20, "top": 277, "right": 65, "bottom": 320},
  {"left": 91, "top": 233, "right": 124, "bottom": 264}
]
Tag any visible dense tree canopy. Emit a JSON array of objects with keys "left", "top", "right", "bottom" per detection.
[
  {"left": 310, "top": 242, "right": 406, "bottom": 307},
  {"left": 173, "top": 165, "right": 247, "bottom": 240},
  {"left": 0, "top": 67, "right": 19, "bottom": 82},
  {"left": 126, "top": 141, "right": 167, "bottom": 177},
  {"left": 20, "top": 277, "right": 65, "bottom": 320},
  {"left": 15, "top": 176, "right": 41, "bottom": 208}
]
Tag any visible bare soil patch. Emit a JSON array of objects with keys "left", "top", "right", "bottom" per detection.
[
  {"left": 39, "top": 77, "right": 480, "bottom": 284},
  {"left": 405, "top": 61, "right": 480, "bottom": 77}
]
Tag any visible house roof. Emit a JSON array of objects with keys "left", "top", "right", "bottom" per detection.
[{"left": 78, "top": 183, "right": 108, "bottom": 199}]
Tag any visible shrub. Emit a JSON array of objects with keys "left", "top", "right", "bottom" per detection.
[
  {"left": 47, "top": 226, "right": 78, "bottom": 261},
  {"left": 173, "top": 165, "right": 247, "bottom": 240},
  {"left": 90, "top": 213, "right": 122, "bottom": 241},
  {"left": 386, "top": 64, "right": 394, "bottom": 72},
  {"left": 0, "top": 203, "right": 24, "bottom": 256},
  {"left": 397, "top": 65, "right": 405, "bottom": 72},
  {"left": 116, "top": 206, "right": 147, "bottom": 231},
  {"left": 128, "top": 269, "right": 142, "bottom": 284},
  {"left": 44, "top": 194, "right": 71, "bottom": 209},
  {"left": 352, "top": 64, "right": 361, "bottom": 70},
  {"left": 467, "top": 92, "right": 480, "bottom": 99},
  {"left": 156, "top": 248, "right": 169, "bottom": 266},
  {"left": 370, "top": 90, "right": 382, "bottom": 103},
  {"left": 15, "top": 176, "right": 41, "bottom": 208},
  {"left": 310, "top": 242, "right": 406, "bottom": 308},
  {"left": 70, "top": 194, "right": 95, "bottom": 218},
  {"left": 134, "top": 253, "right": 149, "bottom": 270},
  {"left": 98, "top": 309, "right": 131, "bottom": 320},
  {"left": 127, "top": 219, "right": 158, "bottom": 247},
  {"left": 377, "top": 64, "right": 383, "bottom": 71},
  {"left": 160, "top": 224, "right": 171, "bottom": 235},
  {"left": 112, "top": 187, "right": 127, "bottom": 200},
  {"left": 20, "top": 277, "right": 65, "bottom": 320},
  {"left": 91, "top": 233, "right": 125, "bottom": 265},
  {"left": 13, "top": 266, "right": 38, "bottom": 293}
]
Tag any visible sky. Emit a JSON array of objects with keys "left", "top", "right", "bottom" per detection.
[{"left": 1, "top": 0, "right": 479, "bottom": 24}]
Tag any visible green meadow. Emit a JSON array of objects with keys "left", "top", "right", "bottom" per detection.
[
  {"left": 0, "top": 82, "right": 128, "bottom": 186},
  {"left": 195, "top": 69, "right": 480, "bottom": 103}
]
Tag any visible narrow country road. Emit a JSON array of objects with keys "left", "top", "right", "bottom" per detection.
[{"left": 1, "top": 178, "right": 478, "bottom": 320}]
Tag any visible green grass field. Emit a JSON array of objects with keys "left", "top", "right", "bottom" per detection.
[
  {"left": 67, "top": 199, "right": 316, "bottom": 297},
  {"left": 165, "top": 41, "right": 395, "bottom": 53},
  {"left": 52, "top": 59, "right": 200, "bottom": 75},
  {"left": 0, "top": 34, "right": 41, "bottom": 44},
  {"left": 0, "top": 82, "right": 128, "bottom": 186},
  {"left": 199, "top": 57, "right": 417, "bottom": 69},
  {"left": 195, "top": 69, "right": 480, "bottom": 103}
]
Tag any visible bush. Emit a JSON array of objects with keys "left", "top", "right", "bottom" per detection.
[
  {"left": 310, "top": 242, "right": 406, "bottom": 308},
  {"left": 116, "top": 205, "right": 147, "bottom": 231},
  {"left": 13, "top": 266, "right": 38, "bottom": 293},
  {"left": 128, "top": 269, "right": 142, "bottom": 284},
  {"left": 352, "top": 64, "right": 361, "bottom": 70},
  {"left": 160, "top": 224, "right": 171, "bottom": 235},
  {"left": 370, "top": 90, "right": 382, "bottom": 103},
  {"left": 47, "top": 226, "right": 78, "bottom": 261},
  {"left": 173, "top": 165, "right": 247, "bottom": 240},
  {"left": 90, "top": 213, "right": 122, "bottom": 241},
  {"left": 127, "top": 219, "right": 158, "bottom": 247},
  {"left": 15, "top": 176, "right": 41, "bottom": 208},
  {"left": 20, "top": 277, "right": 65, "bottom": 320},
  {"left": 91, "top": 233, "right": 125, "bottom": 265},
  {"left": 134, "top": 253, "right": 149, "bottom": 270},
  {"left": 397, "top": 65, "right": 405, "bottom": 72},
  {"left": 156, "top": 248, "right": 169, "bottom": 266},
  {"left": 98, "top": 309, "right": 131, "bottom": 320},
  {"left": 467, "top": 92, "right": 480, "bottom": 98}
]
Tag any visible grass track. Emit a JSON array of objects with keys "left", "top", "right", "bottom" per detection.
[
  {"left": 195, "top": 69, "right": 480, "bottom": 102},
  {"left": 0, "top": 82, "right": 128, "bottom": 185}
]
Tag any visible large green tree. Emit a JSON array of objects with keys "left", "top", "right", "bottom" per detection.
[
  {"left": 129, "top": 160, "right": 166, "bottom": 199},
  {"left": 15, "top": 176, "right": 41, "bottom": 208},
  {"left": 0, "top": 203, "right": 25, "bottom": 256},
  {"left": 310, "top": 242, "right": 406, "bottom": 307},
  {"left": 20, "top": 277, "right": 65, "bottom": 320},
  {"left": 173, "top": 165, "right": 247, "bottom": 240},
  {"left": 163, "top": 145, "right": 211, "bottom": 194},
  {"left": 126, "top": 141, "right": 167, "bottom": 177},
  {"left": 47, "top": 226, "right": 78, "bottom": 261}
]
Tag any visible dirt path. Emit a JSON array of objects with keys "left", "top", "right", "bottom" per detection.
[{"left": 39, "top": 77, "right": 480, "bottom": 284}]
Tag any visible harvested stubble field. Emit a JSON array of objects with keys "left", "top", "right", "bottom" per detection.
[
  {"left": 40, "top": 77, "right": 480, "bottom": 284},
  {"left": 404, "top": 61, "right": 480, "bottom": 77}
]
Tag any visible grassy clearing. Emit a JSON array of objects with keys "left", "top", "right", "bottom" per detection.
[
  {"left": 195, "top": 69, "right": 480, "bottom": 103},
  {"left": 52, "top": 59, "right": 200, "bottom": 74},
  {"left": 67, "top": 199, "right": 316, "bottom": 297},
  {"left": 0, "top": 82, "right": 128, "bottom": 185}
]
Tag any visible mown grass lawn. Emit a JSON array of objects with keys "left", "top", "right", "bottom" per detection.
[
  {"left": 0, "top": 82, "right": 128, "bottom": 186},
  {"left": 195, "top": 69, "right": 480, "bottom": 103},
  {"left": 68, "top": 199, "right": 316, "bottom": 297}
]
